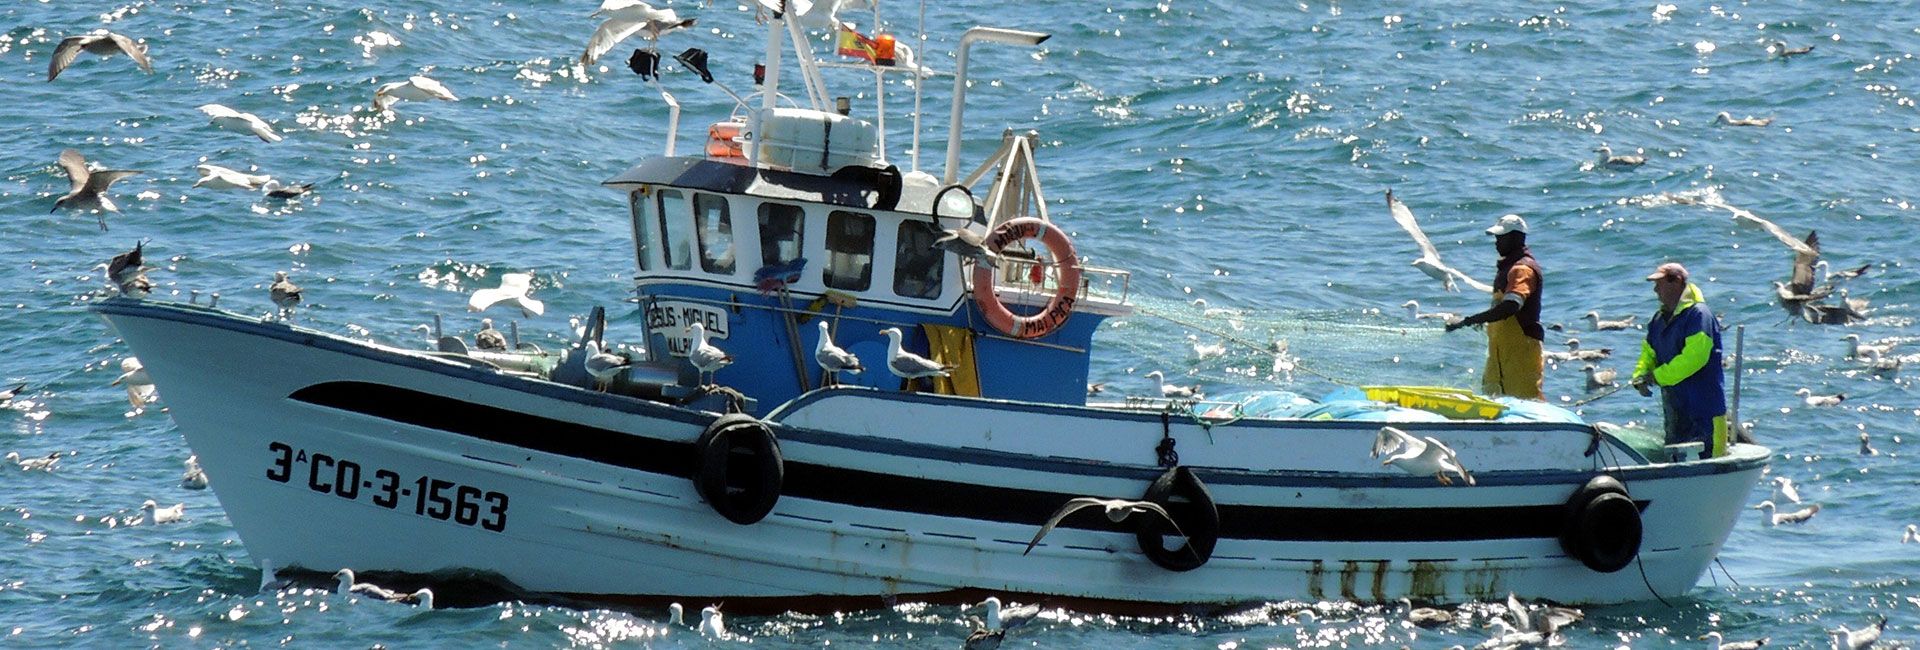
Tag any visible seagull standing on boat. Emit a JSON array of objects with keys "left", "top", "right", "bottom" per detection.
[
  {"left": 181, "top": 455, "right": 208, "bottom": 490},
  {"left": 269, "top": 271, "right": 303, "bottom": 321},
  {"left": 468, "top": 272, "right": 544, "bottom": 317},
  {"left": 1593, "top": 144, "right": 1646, "bottom": 168},
  {"left": 105, "top": 240, "right": 154, "bottom": 298},
  {"left": 52, "top": 149, "right": 141, "bottom": 230},
  {"left": 141, "top": 499, "right": 185, "bottom": 524},
  {"left": 582, "top": 340, "right": 631, "bottom": 390},
  {"left": 373, "top": 75, "right": 458, "bottom": 112},
  {"left": 687, "top": 322, "right": 733, "bottom": 386},
  {"left": 1023, "top": 497, "right": 1186, "bottom": 555},
  {"left": 813, "top": 321, "right": 863, "bottom": 385},
  {"left": 198, "top": 104, "right": 282, "bottom": 143},
  {"left": 1752, "top": 500, "right": 1818, "bottom": 526},
  {"left": 1372, "top": 427, "right": 1474, "bottom": 486},
  {"left": 193, "top": 164, "right": 272, "bottom": 191},
  {"left": 880, "top": 327, "right": 952, "bottom": 389},
  {"left": 1143, "top": 370, "right": 1201, "bottom": 400},
  {"left": 1713, "top": 112, "right": 1773, "bottom": 127},
  {"left": 474, "top": 318, "right": 508, "bottom": 351},
  {"left": 1385, "top": 189, "right": 1491, "bottom": 294},
  {"left": 111, "top": 357, "right": 157, "bottom": 410},
  {"left": 47, "top": 30, "right": 152, "bottom": 81},
  {"left": 931, "top": 227, "right": 1001, "bottom": 267},
  {"left": 581, "top": 0, "right": 697, "bottom": 67}
]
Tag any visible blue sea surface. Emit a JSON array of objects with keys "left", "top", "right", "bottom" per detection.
[{"left": 4, "top": 0, "right": 1919, "bottom": 647}]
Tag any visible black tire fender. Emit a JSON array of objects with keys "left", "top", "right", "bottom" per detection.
[
  {"left": 1135, "top": 466, "right": 1220, "bottom": 572},
  {"left": 1559, "top": 475, "right": 1642, "bottom": 573},
  {"left": 694, "top": 414, "right": 784, "bottom": 525}
]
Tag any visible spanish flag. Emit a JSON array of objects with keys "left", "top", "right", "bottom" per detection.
[{"left": 837, "top": 25, "right": 878, "bottom": 62}]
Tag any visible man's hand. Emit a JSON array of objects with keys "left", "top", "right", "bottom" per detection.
[
  {"left": 1443, "top": 315, "right": 1475, "bottom": 332},
  {"left": 1631, "top": 374, "right": 1653, "bottom": 397}
]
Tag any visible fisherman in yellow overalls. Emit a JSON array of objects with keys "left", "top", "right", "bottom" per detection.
[{"left": 1445, "top": 214, "right": 1545, "bottom": 400}]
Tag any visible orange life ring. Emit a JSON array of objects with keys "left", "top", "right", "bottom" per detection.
[{"left": 972, "top": 217, "right": 1082, "bottom": 339}]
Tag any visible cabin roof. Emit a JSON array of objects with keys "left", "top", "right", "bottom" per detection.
[{"left": 603, "top": 156, "right": 958, "bottom": 217}]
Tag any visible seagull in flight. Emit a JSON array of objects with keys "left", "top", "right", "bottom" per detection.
[
  {"left": 467, "top": 272, "right": 544, "bottom": 317},
  {"left": 374, "top": 75, "right": 458, "bottom": 112},
  {"left": 1023, "top": 497, "right": 1187, "bottom": 555},
  {"left": 198, "top": 104, "right": 282, "bottom": 143},
  {"left": 193, "top": 164, "right": 272, "bottom": 191},
  {"left": 932, "top": 227, "right": 1001, "bottom": 267},
  {"left": 48, "top": 30, "right": 152, "bottom": 81},
  {"left": 52, "top": 149, "right": 141, "bottom": 229},
  {"left": 105, "top": 239, "right": 154, "bottom": 297},
  {"left": 1372, "top": 426, "right": 1474, "bottom": 485},
  {"left": 581, "top": 0, "right": 698, "bottom": 66},
  {"left": 1386, "top": 189, "right": 1491, "bottom": 294}
]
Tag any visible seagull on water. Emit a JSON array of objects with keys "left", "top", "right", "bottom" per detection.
[
  {"left": 581, "top": 0, "right": 697, "bottom": 66},
  {"left": 141, "top": 499, "right": 185, "bottom": 524},
  {"left": 1903, "top": 524, "right": 1918, "bottom": 544},
  {"left": 667, "top": 602, "right": 685, "bottom": 627},
  {"left": 261, "top": 180, "right": 314, "bottom": 199},
  {"left": 5, "top": 452, "right": 60, "bottom": 471},
  {"left": 1402, "top": 300, "right": 1460, "bottom": 323},
  {"left": 181, "top": 455, "right": 208, "bottom": 490},
  {"left": 269, "top": 271, "right": 303, "bottom": 321},
  {"left": 972, "top": 596, "right": 1042, "bottom": 634},
  {"left": 813, "top": 321, "right": 863, "bottom": 385},
  {"left": 1713, "top": 112, "right": 1773, "bottom": 127},
  {"left": 698, "top": 605, "right": 729, "bottom": 638},
  {"left": 931, "top": 227, "right": 1000, "bottom": 267},
  {"left": 0, "top": 383, "right": 24, "bottom": 407},
  {"left": 1506, "top": 592, "right": 1583, "bottom": 637},
  {"left": 581, "top": 340, "right": 631, "bottom": 390},
  {"left": 1583, "top": 364, "right": 1618, "bottom": 392},
  {"left": 333, "top": 568, "right": 416, "bottom": 603},
  {"left": 1752, "top": 500, "right": 1818, "bottom": 526},
  {"left": 468, "top": 272, "right": 544, "bottom": 317},
  {"left": 1860, "top": 431, "right": 1879, "bottom": 456},
  {"left": 111, "top": 357, "right": 157, "bottom": 410},
  {"left": 374, "top": 75, "right": 458, "bottom": 112},
  {"left": 1085, "top": 382, "right": 1106, "bottom": 396},
  {"left": 198, "top": 104, "right": 282, "bottom": 143},
  {"left": 1396, "top": 598, "right": 1453, "bottom": 628},
  {"left": 1767, "top": 41, "right": 1814, "bottom": 59},
  {"left": 193, "top": 164, "right": 272, "bottom": 191},
  {"left": 880, "top": 327, "right": 952, "bottom": 386},
  {"left": 47, "top": 30, "right": 152, "bottom": 81},
  {"left": 1701, "top": 631, "right": 1768, "bottom": 650},
  {"left": 1480, "top": 618, "right": 1549, "bottom": 650},
  {"left": 1584, "top": 311, "right": 1637, "bottom": 330},
  {"left": 1372, "top": 426, "right": 1474, "bottom": 485},
  {"left": 1546, "top": 338, "right": 1612, "bottom": 363},
  {"left": 1842, "top": 334, "right": 1892, "bottom": 360},
  {"left": 1143, "top": 370, "right": 1201, "bottom": 399},
  {"left": 1023, "top": 497, "right": 1186, "bottom": 555},
  {"left": 1386, "top": 189, "right": 1492, "bottom": 294},
  {"left": 1594, "top": 144, "right": 1646, "bottom": 168},
  {"left": 1794, "top": 388, "right": 1844, "bottom": 407},
  {"left": 1770, "top": 476, "right": 1801, "bottom": 504},
  {"left": 1187, "top": 334, "right": 1226, "bottom": 360},
  {"left": 1831, "top": 617, "right": 1885, "bottom": 650},
  {"left": 52, "top": 149, "right": 141, "bottom": 229},
  {"left": 687, "top": 322, "right": 733, "bottom": 385},
  {"left": 105, "top": 239, "right": 154, "bottom": 298},
  {"left": 474, "top": 318, "right": 508, "bottom": 351}
]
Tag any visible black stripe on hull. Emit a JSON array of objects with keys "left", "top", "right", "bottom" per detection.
[{"left": 290, "top": 381, "right": 1580, "bottom": 542}]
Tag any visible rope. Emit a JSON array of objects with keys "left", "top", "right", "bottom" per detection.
[{"left": 1573, "top": 383, "right": 1626, "bottom": 406}]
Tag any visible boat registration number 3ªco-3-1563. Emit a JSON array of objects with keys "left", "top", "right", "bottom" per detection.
[
  {"left": 645, "top": 300, "right": 729, "bottom": 357},
  {"left": 265, "top": 442, "right": 510, "bottom": 532}
]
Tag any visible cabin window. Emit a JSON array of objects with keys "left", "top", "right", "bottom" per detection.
[
  {"left": 694, "top": 193, "right": 735, "bottom": 275},
  {"left": 629, "top": 191, "right": 653, "bottom": 270},
  {"left": 893, "top": 220, "right": 944, "bottom": 298},
  {"left": 657, "top": 189, "right": 693, "bottom": 270},
  {"left": 823, "top": 211, "right": 874, "bottom": 291},
  {"left": 758, "top": 203, "right": 805, "bottom": 267}
]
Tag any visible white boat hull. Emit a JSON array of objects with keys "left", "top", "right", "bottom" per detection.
[{"left": 96, "top": 299, "right": 1767, "bottom": 610}]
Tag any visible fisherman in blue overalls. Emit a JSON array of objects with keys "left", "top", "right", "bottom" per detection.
[{"left": 1630, "top": 262, "right": 1727, "bottom": 459}]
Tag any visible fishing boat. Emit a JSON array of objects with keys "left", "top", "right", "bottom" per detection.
[{"left": 92, "top": 2, "right": 1766, "bottom": 611}]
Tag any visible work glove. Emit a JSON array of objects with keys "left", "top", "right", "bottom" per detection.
[
  {"left": 1631, "top": 374, "right": 1653, "bottom": 397},
  {"left": 1443, "top": 315, "right": 1475, "bottom": 333}
]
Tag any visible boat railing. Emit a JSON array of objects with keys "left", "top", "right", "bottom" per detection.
[{"left": 981, "top": 255, "right": 1132, "bottom": 306}]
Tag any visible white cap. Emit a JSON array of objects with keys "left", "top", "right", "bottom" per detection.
[{"left": 1486, "top": 214, "right": 1528, "bottom": 236}]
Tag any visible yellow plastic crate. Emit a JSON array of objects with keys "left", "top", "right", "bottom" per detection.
[{"left": 1361, "top": 385, "right": 1506, "bottom": 420}]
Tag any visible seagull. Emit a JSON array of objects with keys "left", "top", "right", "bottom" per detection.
[
  {"left": 105, "top": 239, "right": 154, "bottom": 297},
  {"left": 1023, "top": 497, "right": 1186, "bottom": 555},
  {"left": 1582, "top": 364, "right": 1618, "bottom": 392},
  {"left": 1814, "top": 260, "right": 1871, "bottom": 286},
  {"left": 1187, "top": 334, "right": 1226, "bottom": 360},
  {"left": 467, "top": 272, "right": 544, "bottom": 317},
  {"left": 581, "top": 340, "right": 631, "bottom": 390},
  {"left": 1086, "top": 382, "right": 1106, "bottom": 396},
  {"left": 374, "top": 75, "right": 458, "bottom": 112},
  {"left": 52, "top": 149, "right": 141, "bottom": 228},
  {"left": 1752, "top": 500, "right": 1819, "bottom": 526},
  {"left": 1546, "top": 338, "right": 1612, "bottom": 363},
  {"left": 1903, "top": 524, "right": 1917, "bottom": 544},
  {"left": 1386, "top": 189, "right": 1492, "bottom": 294},
  {"left": 1767, "top": 41, "right": 1814, "bottom": 59},
  {"left": 1478, "top": 618, "right": 1548, "bottom": 650},
  {"left": 333, "top": 568, "right": 411, "bottom": 602},
  {"left": 474, "top": 318, "right": 508, "bottom": 351},
  {"left": 667, "top": 602, "right": 685, "bottom": 627},
  {"left": 698, "top": 605, "right": 728, "bottom": 638},
  {"left": 1713, "top": 112, "right": 1773, "bottom": 127},
  {"left": 1583, "top": 311, "right": 1637, "bottom": 330},
  {"left": 406, "top": 589, "right": 434, "bottom": 609},
  {"left": 1373, "top": 427, "right": 1474, "bottom": 485},
  {"left": 198, "top": 104, "right": 282, "bottom": 143},
  {"left": 1593, "top": 144, "right": 1646, "bottom": 168},
  {"left": 1770, "top": 476, "right": 1801, "bottom": 504},
  {"left": 180, "top": 455, "right": 208, "bottom": 490},
  {"left": 880, "top": 327, "right": 952, "bottom": 386},
  {"left": 1794, "top": 388, "right": 1844, "bottom": 407},
  {"left": 1770, "top": 229, "right": 1830, "bottom": 310},
  {"left": 1506, "top": 592, "right": 1583, "bottom": 637},
  {"left": 1860, "top": 431, "right": 1879, "bottom": 456},
  {"left": 973, "top": 596, "right": 1041, "bottom": 633},
  {"left": 269, "top": 271, "right": 303, "bottom": 321},
  {"left": 813, "top": 321, "right": 863, "bottom": 385},
  {"left": 1702, "top": 631, "right": 1768, "bottom": 650},
  {"left": 261, "top": 180, "right": 314, "bottom": 199},
  {"left": 964, "top": 616, "right": 1005, "bottom": 650},
  {"left": 141, "top": 499, "right": 185, "bottom": 524},
  {"left": 1402, "top": 300, "right": 1460, "bottom": 323},
  {"left": 1396, "top": 598, "right": 1453, "bottom": 628},
  {"left": 687, "top": 322, "right": 733, "bottom": 385},
  {"left": 0, "top": 383, "right": 24, "bottom": 407},
  {"left": 193, "top": 164, "right": 272, "bottom": 190},
  {"left": 5, "top": 452, "right": 60, "bottom": 471},
  {"left": 1801, "top": 300, "right": 1868, "bottom": 325},
  {"left": 1842, "top": 334, "right": 1892, "bottom": 360},
  {"left": 47, "top": 30, "right": 152, "bottom": 81},
  {"left": 931, "top": 227, "right": 1000, "bottom": 267},
  {"left": 1831, "top": 617, "right": 1885, "bottom": 650},
  {"left": 1143, "top": 370, "right": 1201, "bottom": 400},
  {"left": 581, "top": 0, "right": 698, "bottom": 66},
  {"left": 111, "top": 357, "right": 157, "bottom": 410}
]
